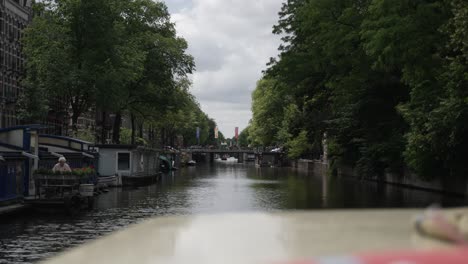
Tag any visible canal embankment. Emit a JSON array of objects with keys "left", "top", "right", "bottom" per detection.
[{"left": 294, "top": 159, "right": 468, "bottom": 197}]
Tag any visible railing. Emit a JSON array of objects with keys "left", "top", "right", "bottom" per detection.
[
  {"left": 181, "top": 148, "right": 257, "bottom": 153},
  {"left": 33, "top": 174, "right": 94, "bottom": 199}
]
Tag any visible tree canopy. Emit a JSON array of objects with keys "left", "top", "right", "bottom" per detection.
[
  {"left": 21, "top": 0, "right": 221, "bottom": 147},
  {"left": 250, "top": 0, "right": 468, "bottom": 180}
]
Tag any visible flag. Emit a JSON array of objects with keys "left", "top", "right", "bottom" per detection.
[
  {"left": 235, "top": 127, "right": 239, "bottom": 140},
  {"left": 215, "top": 127, "right": 219, "bottom": 139}
]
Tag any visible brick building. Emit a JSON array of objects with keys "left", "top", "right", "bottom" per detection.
[{"left": 0, "top": 0, "right": 31, "bottom": 128}]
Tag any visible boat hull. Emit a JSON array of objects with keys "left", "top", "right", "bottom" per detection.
[
  {"left": 97, "top": 175, "right": 119, "bottom": 188},
  {"left": 122, "top": 173, "right": 161, "bottom": 187}
]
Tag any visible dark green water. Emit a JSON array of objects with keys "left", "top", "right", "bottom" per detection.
[{"left": 0, "top": 159, "right": 466, "bottom": 263}]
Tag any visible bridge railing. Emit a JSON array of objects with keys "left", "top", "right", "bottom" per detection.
[{"left": 179, "top": 148, "right": 284, "bottom": 154}]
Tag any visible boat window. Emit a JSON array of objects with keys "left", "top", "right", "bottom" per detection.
[{"left": 117, "top": 152, "right": 130, "bottom": 171}]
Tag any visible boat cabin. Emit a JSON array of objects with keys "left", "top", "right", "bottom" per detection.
[
  {"left": 95, "top": 145, "right": 160, "bottom": 186},
  {"left": 0, "top": 125, "right": 42, "bottom": 204},
  {"left": 0, "top": 146, "right": 27, "bottom": 204},
  {"left": 37, "top": 135, "right": 98, "bottom": 170}
]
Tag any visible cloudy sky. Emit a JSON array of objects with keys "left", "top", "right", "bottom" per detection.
[{"left": 165, "top": 0, "right": 283, "bottom": 138}]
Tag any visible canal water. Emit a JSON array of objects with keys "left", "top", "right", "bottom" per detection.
[{"left": 0, "top": 159, "right": 466, "bottom": 263}]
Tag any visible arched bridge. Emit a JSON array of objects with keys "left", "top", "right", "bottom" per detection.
[
  {"left": 180, "top": 148, "right": 256, "bottom": 154},
  {"left": 179, "top": 148, "right": 284, "bottom": 166}
]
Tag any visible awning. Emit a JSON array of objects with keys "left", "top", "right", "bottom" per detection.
[
  {"left": 50, "top": 152, "right": 64, "bottom": 158},
  {"left": 82, "top": 152, "right": 95, "bottom": 158},
  {"left": 22, "top": 151, "right": 39, "bottom": 160}
]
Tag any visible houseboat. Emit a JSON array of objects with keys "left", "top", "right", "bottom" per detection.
[
  {"left": 0, "top": 125, "right": 43, "bottom": 215},
  {"left": 37, "top": 134, "right": 98, "bottom": 171},
  {"left": 96, "top": 145, "right": 160, "bottom": 187},
  {"left": 0, "top": 146, "right": 28, "bottom": 215},
  {"left": 28, "top": 134, "right": 99, "bottom": 214}
]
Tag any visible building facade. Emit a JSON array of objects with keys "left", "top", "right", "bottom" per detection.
[{"left": 0, "top": 0, "right": 31, "bottom": 128}]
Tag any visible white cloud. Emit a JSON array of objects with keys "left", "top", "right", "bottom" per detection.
[{"left": 166, "top": 0, "right": 283, "bottom": 138}]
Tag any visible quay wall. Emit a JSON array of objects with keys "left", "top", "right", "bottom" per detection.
[{"left": 295, "top": 160, "right": 468, "bottom": 196}]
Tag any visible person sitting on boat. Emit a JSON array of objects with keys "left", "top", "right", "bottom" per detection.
[{"left": 52, "top": 157, "right": 72, "bottom": 173}]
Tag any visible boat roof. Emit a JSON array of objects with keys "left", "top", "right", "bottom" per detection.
[
  {"left": 0, "top": 124, "right": 47, "bottom": 133},
  {"left": 94, "top": 144, "right": 138, "bottom": 149},
  {"left": 39, "top": 144, "right": 82, "bottom": 154},
  {"left": 39, "top": 134, "right": 93, "bottom": 145},
  {"left": 42, "top": 208, "right": 468, "bottom": 264},
  {"left": 0, "top": 144, "right": 22, "bottom": 152}
]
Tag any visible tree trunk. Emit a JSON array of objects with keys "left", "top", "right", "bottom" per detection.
[
  {"left": 94, "top": 111, "right": 100, "bottom": 143},
  {"left": 150, "top": 125, "right": 154, "bottom": 141},
  {"left": 71, "top": 112, "right": 79, "bottom": 136},
  {"left": 131, "top": 113, "right": 136, "bottom": 145},
  {"left": 101, "top": 111, "right": 107, "bottom": 144},
  {"left": 112, "top": 112, "right": 122, "bottom": 144},
  {"left": 160, "top": 128, "right": 165, "bottom": 147},
  {"left": 138, "top": 122, "right": 143, "bottom": 139},
  {"left": 148, "top": 125, "right": 154, "bottom": 147}
]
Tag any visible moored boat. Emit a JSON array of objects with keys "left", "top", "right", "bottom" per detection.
[
  {"left": 97, "top": 175, "right": 119, "bottom": 188},
  {"left": 121, "top": 172, "right": 161, "bottom": 187},
  {"left": 29, "top": 170, "right": 96, "bottom": 214}
]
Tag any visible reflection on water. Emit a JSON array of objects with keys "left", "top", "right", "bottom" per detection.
[{"left": 0, "top": 159, "right": 465, "bottom": 263}]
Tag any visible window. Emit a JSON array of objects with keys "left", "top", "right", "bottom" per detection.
[{"left": 117, "top": 152, "right": 130, "bottom": 171}]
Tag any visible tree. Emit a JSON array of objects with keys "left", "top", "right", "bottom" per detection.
[
  {"left": 238, "top": 126, "right": 251, "bottom": 147},
  {"left": 22, "top": 0, "right": 199, "bottom": 146},
  {"left": 16, "top": 77, "right": 49, "bottom": 124},
  {"left": 249, "top": 78, "right": 287, "bottom": 146},
  {"left": 253, "top": 0, "right": 468, "bottom": 181},
  {"left": 397, "top": 0, "right": 468, "bottom": 179},
  {"left": 22, "top": 0, "right": 126, "bottom": 132},
  {"left": 105, "top": 0, "right": 194, "bottom": 143}
]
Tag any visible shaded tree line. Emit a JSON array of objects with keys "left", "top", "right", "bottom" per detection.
[
  {"left": 248, "top": 0, "right": 467, "bottom": 180},
  {"left": 19, "top": 0, "right": 221, "bottom": 147}
]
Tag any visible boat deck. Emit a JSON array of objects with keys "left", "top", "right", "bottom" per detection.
[{"left": 42, "top": 208, "right": 468, "bottom": 264}]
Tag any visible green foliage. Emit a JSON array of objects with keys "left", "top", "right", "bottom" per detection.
[
  {"left": 75, "top": 128, "right": 95, "bottom": 143},
  {"left": 249, "top": 78, "right": 286, "bottom": 146},
  {"left": 399, "top": 0, "right": 468, "bottom": 179},
  {"left": 16, "top": 80, "right": 49, "bottom": 123},
  {"left": 238, "top": 127, "right": 251, "bottom": 147},
  {"left": 135, "top": 137, "right": 148, "bottom": 146},
  {"left": 286, "top": 130, "right": 310, "bottom": 159},
  {"left": 22, "top": 0, "right": 129, "bottom": 129},
  {"left": 120, "top": 128, "right": 132, "bottom": 145},
  {"left": 147, "top": 88, "right": 220, "bottom": 147},
  {"left": 250, "top": 0, "right": 468, "bottom": 181},
  {"left": 22, "top": 0, "right": 219, "bottom": 148}
]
